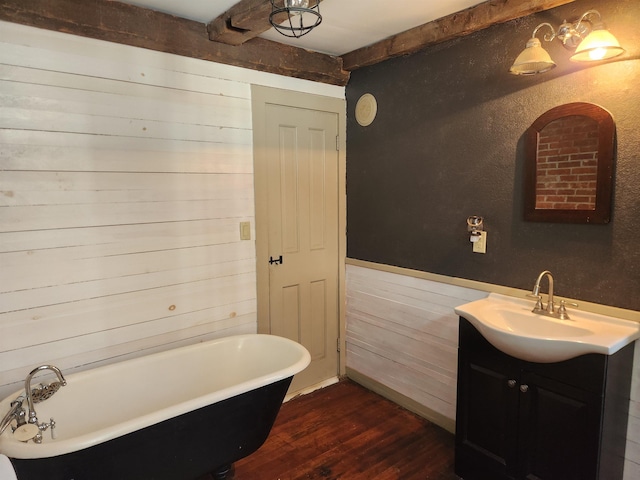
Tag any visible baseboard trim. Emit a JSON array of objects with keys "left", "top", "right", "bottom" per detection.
[
  {"left": 284, "top": 376, "right": 340, "bottom": 403},
  {"left": 346, "top": 367, "right": 456, "bottom": 434}
]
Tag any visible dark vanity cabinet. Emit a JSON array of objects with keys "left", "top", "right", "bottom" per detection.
[{"left": 455, "top": 317, "right": 634, "bottom": 480}]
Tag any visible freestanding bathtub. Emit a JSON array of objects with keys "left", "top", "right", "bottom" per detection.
[{"left": 0, "top": 334, "right": 310, "bottom": 480}]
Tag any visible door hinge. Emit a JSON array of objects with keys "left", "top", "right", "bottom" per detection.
[
  {"left": 337, "top": 337, "right": 341, "bottom": 352},
  {"left": 336, "top": 135, "right": 340, "bottom": 151}
]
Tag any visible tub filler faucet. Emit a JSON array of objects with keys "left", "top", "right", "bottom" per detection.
[{"left": 17, "top": 364, "right": 67, "bottom": 443}]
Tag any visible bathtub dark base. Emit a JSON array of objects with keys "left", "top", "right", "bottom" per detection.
[{"left": 10, "top": 377, "right": 292, "bottom": 480}]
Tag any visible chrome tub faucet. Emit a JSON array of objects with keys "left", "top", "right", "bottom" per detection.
[
  {"left": 0, "top": 365, "right": 66, "bottom": 443},
  {"left": 24, "top": 365, "right": 66, "bottom": 442},
  {"left": 25, "top": 365, "right": 67, "bottom": 426}
]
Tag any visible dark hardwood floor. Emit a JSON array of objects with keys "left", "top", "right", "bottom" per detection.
[{"left": 200, "top": 379, "right": 459, "bottom": 480}]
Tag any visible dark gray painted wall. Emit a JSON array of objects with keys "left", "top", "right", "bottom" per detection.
[{"left": 346, "top": 0, "right": 640, "bottom": 310}]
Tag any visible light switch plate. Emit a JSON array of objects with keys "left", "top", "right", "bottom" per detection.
[
  {"left": 240, "top": 221, "right": 251, "bottom": 240},
  {"left": 473, "top": 231, "right": 487, "bottom": 254}
]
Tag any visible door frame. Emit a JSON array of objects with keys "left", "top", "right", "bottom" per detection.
[{"left": 251, "top": 84, "right": 347, "bottom": 377}]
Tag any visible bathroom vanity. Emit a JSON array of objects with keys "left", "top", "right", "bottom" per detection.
[{"left": 455, "top": 317, "right": 634, "bottom": 480}]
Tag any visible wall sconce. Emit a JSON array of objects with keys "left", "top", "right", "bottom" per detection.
[
  {"left": 510, "top": 10, "right": 625, "bottom": 75},
  {"left": 269, "top": 0, "right": 322, "bottom": 38}
]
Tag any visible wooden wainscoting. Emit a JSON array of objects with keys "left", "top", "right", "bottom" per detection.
[{"left": 345, "top": 263, "right": 487, "bottom": 432}]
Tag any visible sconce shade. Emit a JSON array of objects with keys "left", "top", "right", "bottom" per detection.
[
  {"left": 510, "top": 37, "right": 557, "bottom": 75},
  {"left": 570, "top": 27, "right": 625, "bottom": 62}
]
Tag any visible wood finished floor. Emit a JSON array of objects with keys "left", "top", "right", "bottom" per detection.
[{"left": 200, "top": 379, "right": 459, "bottom": 480}]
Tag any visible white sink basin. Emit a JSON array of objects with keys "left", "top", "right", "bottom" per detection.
[{"left": 454, "top": 293, "right": 640, "bottom": 363}]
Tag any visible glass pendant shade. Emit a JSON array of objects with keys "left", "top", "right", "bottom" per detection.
[
  {"left": 270, "top": 0, "right": 322, "bottom": 38},
  {"left": 286, "top": 0, "right": 309, "bottom": 8},
  {"left": 510, "top": 37, "right": 557, "bottom": 75},
  {"left": 570, "top": 27, "right": 625, "bottom": 62}
]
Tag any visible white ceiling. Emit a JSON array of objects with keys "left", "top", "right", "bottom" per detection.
[{"left": 117, "top": 0, "right": 485, "bottom": 56}]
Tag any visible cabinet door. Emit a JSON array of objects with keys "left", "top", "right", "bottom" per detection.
[
  {"left": 518, "top": 371, "right": 601, "bottom": 480},
  {"left": 462, "top": 362, "right": 520, "bottom": 473},
  {"left": 456, "top": 319, "right": 520, "bottom": 479}
]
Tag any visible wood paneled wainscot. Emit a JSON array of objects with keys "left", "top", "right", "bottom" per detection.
[{"left": 456, "top": 317, "right": 634, "bottom": 480}]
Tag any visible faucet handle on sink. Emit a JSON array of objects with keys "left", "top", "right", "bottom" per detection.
[
  {"left": 557, "top": 300, "right": 579, "bottom": 320},
  {"left": 526, "top": 293, "right": 544, "bottom": 312}
]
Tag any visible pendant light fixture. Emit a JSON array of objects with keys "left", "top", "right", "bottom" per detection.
[
  {"left": 510, "top": 9, "right": 625, "bottom": 75},
  {"left": 269, "top": 0, "right": 322, "bottom": 39}
]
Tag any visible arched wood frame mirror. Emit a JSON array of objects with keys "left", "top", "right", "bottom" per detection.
[{"left": 524, "top": 102, "right": 615, "bottom": 224}]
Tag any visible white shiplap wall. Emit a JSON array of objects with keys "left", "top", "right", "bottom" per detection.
[
  {"left": 627, "top": 353, "right": 640, "bottom": 479},
  {"left": 0, "top": 21, "right": 343, "bottom": 400},
  {"left": 345, "top": 263, "right": 640, "bottom": 479},
  {"left": 346, "top": 264, "right": 486, "bottom": 423}
]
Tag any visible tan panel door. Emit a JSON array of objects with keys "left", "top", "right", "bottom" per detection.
[{"left": 264, "top": 103, "right": 339, "bottom": 391}]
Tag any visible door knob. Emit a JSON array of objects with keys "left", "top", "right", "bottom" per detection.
[
  {"left": 269, "top": 255, "right": 283, "bottom": 265},
  {"left": 507, "top": 379, "right": 517, "bottom": 388},
  {"left": 520, "top": 384, "right": 529, "bottom": 393}
]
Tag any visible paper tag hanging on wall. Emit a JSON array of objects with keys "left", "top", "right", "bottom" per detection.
[{"left": 355, "top": 93, "right": 377, "bottom": 126}]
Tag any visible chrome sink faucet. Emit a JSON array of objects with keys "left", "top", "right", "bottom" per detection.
[
  {"left": 532, "top": 270, "right": 555, "bottom": 314},
  {"left": 529, "top": 270, "right": 577, "bottom": 320}
]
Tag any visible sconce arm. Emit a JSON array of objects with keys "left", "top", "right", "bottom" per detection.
[
  {"left": 576, "top": 9, "right": 602, "bottom": 27},
  {"left": 532, "top": 22, "right": 557, "bottom": 42}
]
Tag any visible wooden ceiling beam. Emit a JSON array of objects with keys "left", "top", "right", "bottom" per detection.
[
  {"left": 207, "top": 0, "right": 273, "bottom": 46},
  {"left": 341, "top": 0, "right": 577, "bottom": 71},
  {"left": 0, "top": 0, "right": 348, "bottom": 86},
  {"left": 0, "top": 0, "right": 578, "bottom": 84},
  {"left": 208, "top": 0, "right": 324, "bottom": 46}
]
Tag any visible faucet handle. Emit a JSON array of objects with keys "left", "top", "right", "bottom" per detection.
[
  {"left": 557, "top": 300, "right": 578, "bottom": 320},
  {"left": 526, "top": 293, "right": 544, "bottom": 312},
  {"left": 559, "top": 299, "right": 578, "bottom": 307},
  {"left": 49, "top": 418, "right": 57, "bottom": 440}
]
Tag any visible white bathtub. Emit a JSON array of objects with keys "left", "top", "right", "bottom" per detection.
[{"left": 0, "top": 334, "right": 310, "bottom": 480}]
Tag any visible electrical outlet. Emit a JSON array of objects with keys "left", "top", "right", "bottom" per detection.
[{"left": 473, "top": 231, "right": 487, "bottom": 254}]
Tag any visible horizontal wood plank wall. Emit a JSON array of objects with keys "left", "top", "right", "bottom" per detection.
[
  {"left": 345, "top": 264, "right": 486, "bottom": 425},
  {"left": 0, "top": 21, "right": 343, "bottom": 400},
  {"left": 626, "top": 350, "right": 640, "bottom": 480},
  {"left": 345, "top": 264, "right": 640, "bottom": 478},
  {"left": 0, "top": 26, "right": 253, "bottom": 399}
]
